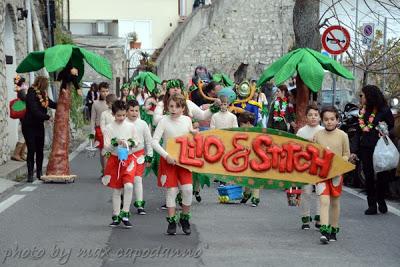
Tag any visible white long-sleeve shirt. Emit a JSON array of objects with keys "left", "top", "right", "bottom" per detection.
[
  {"left": 210, "top": 111, "right": 238, "bottom": 129},
  {"left": 127, "top": 118, "right": 153, "bottom": 156},
  {"left": 100, "top": 109, "right": 114, "bottom": 133},
  {"left": 296, "top": 125, "right": 324, "bottom": 141},
  {"left": 152, "top": 99, "right": 213, "bottom": 126},
  {"left": 103, "top": 120, "right": 139, "bottom": 156},
  {"left": 151, "top": 115, "right": 193, "bottom": 159},
  {"left": 90, "top": 100, "right": 108, "bottom": 131}
]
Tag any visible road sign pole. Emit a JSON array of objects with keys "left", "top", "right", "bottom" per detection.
[
  {"left": 382, "top": 17, "right": 387, "bottom": 93},
  {"left": 332, "top": 56, "right": 337, "bottom": 107}
]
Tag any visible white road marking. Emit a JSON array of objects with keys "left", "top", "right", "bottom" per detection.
[
  {"left": 0, "top": 195, "right": 25, "bottom": 214},
  {"left": 20, "top": 186, "right": 37, "bottom": 192},
  {"left": 32, "top": 180, "right": 43, "bottom": 185},
  {"left": 343, "top": 186, "right": 400, "bottom": 217}
]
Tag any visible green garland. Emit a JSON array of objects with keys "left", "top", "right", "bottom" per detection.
[
  {"left": 250, "top": 197, "right": 260, "bottom": 205},
  {"left": 301, "top": 216, "right": 312, "bottom": 224},
  {"left": 320, "top": 224, "right": 331, "bottom": 234},
  {"left": 128, "top": 138, "right": 136, "bottom": 147},
  {"left": 119, "top": 210, "right": 130, "bottom": 219},
  {"left": 166, "top": 215, "right": 178, "bottom": 223},
  {"left": 166, "top": 79, "right": 183, "bottom": 90},
  {"left": 111, "top": 138, "right": 118, "bottom": 147},
  {"left": 134, "top": 200, "right": 146, "bottom": 208},
  {"left": 180, "top": 212, "right": 191, "bottom": 220},
  {"left": 209, "top": 104, "right": 220, "bottom": 113}
]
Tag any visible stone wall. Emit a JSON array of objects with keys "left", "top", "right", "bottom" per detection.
[
  {"left": 0, "top": 0, "right": 29, "bottom": 165},
  {"left": 156, "top": 0, "right": 295, "bottom": 83}
]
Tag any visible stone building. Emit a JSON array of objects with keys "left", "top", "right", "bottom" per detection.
[
  {"left": 156, "top": 0, "right": 295, "bottom": 83},
  {"left": 0, "top": 0, "right": 48, "bottom": 165}
]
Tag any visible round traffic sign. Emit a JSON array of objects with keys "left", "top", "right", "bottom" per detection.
[
  {"left": 363, "top": 25, "right": 373, "bottom": 36},
  {"left": 321, "top": 25, "right": 351, "bottom": 55}
]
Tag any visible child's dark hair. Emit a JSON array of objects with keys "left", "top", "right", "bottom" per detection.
[
  {"left": 112, "top": 100, "right": 127, "bottom": 114},
  {"left": 305, "top": 104, "right": 319, "bottom": 115},
  {"left": 238, "top": 111, "right": 255, "bottom": 125},
  {"left": 320, "top": 106, "right": 339, "bottom": 119},
  {"left": 98, "top": 82, "right": 109, "bottom": 90},
  {"left": 126, "top": 99, "right": 139, "bottom": 109}
]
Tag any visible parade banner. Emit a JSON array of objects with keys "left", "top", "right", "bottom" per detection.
[{"left": 166, "top": 128, "right": 355, "bottom": 185}]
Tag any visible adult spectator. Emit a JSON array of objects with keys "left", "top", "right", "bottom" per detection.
[
  {"left": 86, "top": 83, "right": 98, "bottom": 120},
  {"left": 350, "top": 85, "right": 395, "bottom": 215},
  {"left": 21, "top": 76, "right": 57, "bottom": 182}
]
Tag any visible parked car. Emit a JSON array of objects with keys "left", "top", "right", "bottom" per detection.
[{"left": 319, "top": 88, "right": 358, "bottom": 110}]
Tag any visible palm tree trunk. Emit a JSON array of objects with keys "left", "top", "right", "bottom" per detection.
[
  {"left": 45, "top": 84, "right": 73, "bottom": 177},
  {"left": 295, "top": 76, "right": 309, "bottom": 131}
]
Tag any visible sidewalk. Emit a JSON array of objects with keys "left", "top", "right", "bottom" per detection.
[{"left": 0, "top": 139, "right": 88, "bottom": 197}]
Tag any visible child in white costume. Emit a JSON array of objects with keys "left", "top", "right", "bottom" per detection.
[
  {"left": 210, "top": 95, "right": 238, "bottom": 129},
  {"left": 296, "top": 105, "right": 324, "bottom": 230},
  {"left": 126, "top": 99, "right": 153, "bottom": 215},
  {"left": 151, "top": 94, "right": 198, "bottom": 235},
  {"left": 102, "top": 100, "right": 139, "bottom": 228}
]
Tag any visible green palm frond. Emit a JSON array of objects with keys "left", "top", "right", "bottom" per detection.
[
  {"left": 257, "top": 48, "right": 354, "bottom": 92},
  {"left": 16, "top": 44, "right": 112, "bottom": 81}
]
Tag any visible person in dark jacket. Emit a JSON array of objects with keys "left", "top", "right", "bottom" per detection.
[
  {"left": 21, "top": 76, "right": 57, "bottom": 182},
  {"left": 350, "top": 85, "right": 395, "bottom": 215},
  {"left": 85, "top": 83, "right": 98, "bottom": 120}
]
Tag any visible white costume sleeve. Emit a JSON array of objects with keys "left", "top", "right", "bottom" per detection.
[
  {"left": 151, "top": 119, "right": 168, "bottom": 159},
  {"left": 187, "top": 100, "right": 213, "bottom": 121},
  {"left": 153, "top": 101, "right": 164, "bottom": 126}
]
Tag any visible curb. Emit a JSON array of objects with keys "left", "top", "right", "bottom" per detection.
[{"left": 0, "top": 140, "right": 88, "bottom": 183}]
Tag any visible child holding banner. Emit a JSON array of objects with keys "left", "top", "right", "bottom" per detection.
[
  {"left": 296, "top": 105, "right": 323, "bottom": 230},
  {"left": 313, "top": 106, "right": 350, "bottom": 244},
  {"left": 151, "top": 93, "right": 198, "bottom": 235},
  {"left": 238, "top": 111, "right": 261, "bottom": 207}
]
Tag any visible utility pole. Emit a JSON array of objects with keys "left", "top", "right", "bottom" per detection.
[
  {"left": 25, "top": 0, "right": 34, "bottom": 84},
  {"left": 46, "top": 0, "right": 52, "bottom": 46},
  {"left": 352, "top": 0, "right": 359, "bottom": 93},
  {"left": 381, "top": 17, "right": 387, "bottom": 93}
]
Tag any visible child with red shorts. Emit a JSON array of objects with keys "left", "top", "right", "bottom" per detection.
[
  {"left": 102, "top": 100, "right": 139, "bottom": 228},
  {"left": 313, "top": 106, "right": 350, "bottom": 244},
  {"left": 151, "top": 94, "right": 198, "bottom": 235},
  {"left": 126, "top": 99, "right": 153, "bottom": 215}
]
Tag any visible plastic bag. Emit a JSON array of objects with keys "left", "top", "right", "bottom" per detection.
[{"left": 373, "top": 136, "right": 399, "bottom": 173}]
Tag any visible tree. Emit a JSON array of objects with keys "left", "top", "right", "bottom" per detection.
[{"left": 292, "top": 0, "right": 322, "bottom": 129}]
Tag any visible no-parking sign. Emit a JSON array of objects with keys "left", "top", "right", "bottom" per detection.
[
  {"left": 362, "top": 23, "right": 374, "bottom": 46},
  {"left": 321, "top": 25, "right": 351, "bottom": 55}
]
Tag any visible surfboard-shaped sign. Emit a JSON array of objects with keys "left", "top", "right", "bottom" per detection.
[{"left": 166, "top": 128, "right": 355, "bottom": 185}]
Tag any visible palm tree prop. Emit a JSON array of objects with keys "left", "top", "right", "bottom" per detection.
[
  {"left": 17, "top": 44, "right": 112, "bottom": 182},
  {"left": 257, "top": 48, "right": 354, "bottom": 129},
  {"left": 132, "top": 71, "right": 161, "bottom": 93}
]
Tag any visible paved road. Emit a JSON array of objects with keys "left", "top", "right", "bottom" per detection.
[{"left": 0, "top": 151, "right": 399, "bottom": 267}]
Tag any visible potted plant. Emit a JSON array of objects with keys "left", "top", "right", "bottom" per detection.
[{"left": 128, "top": 32, "right": 141, "bottom": 49}]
